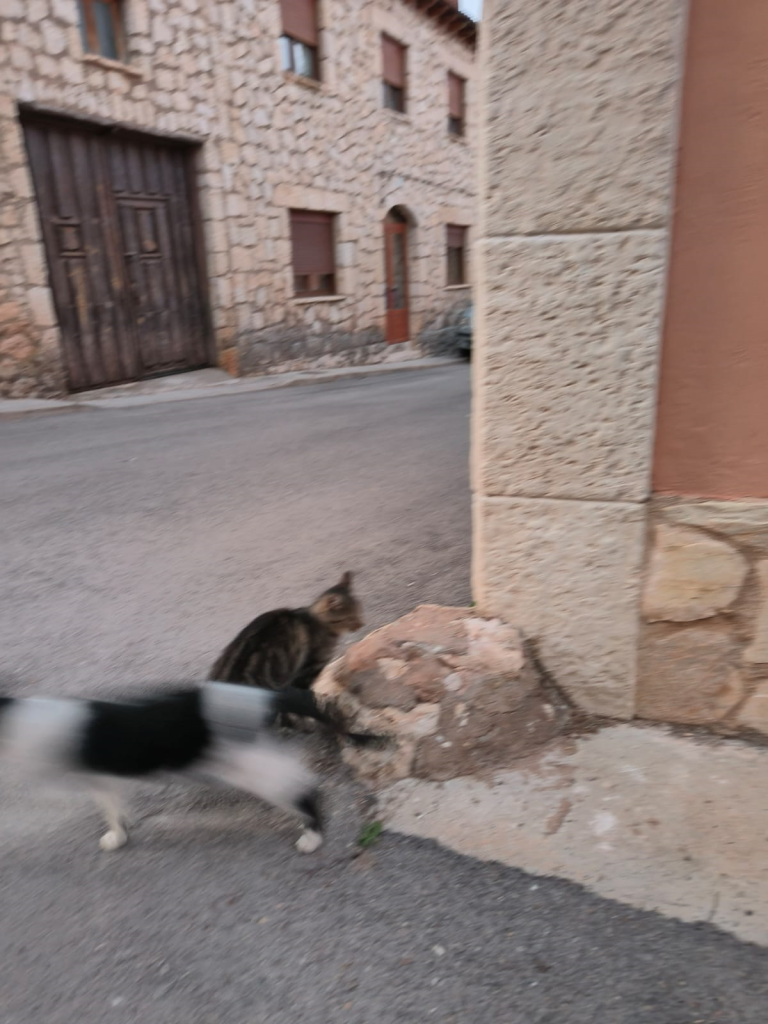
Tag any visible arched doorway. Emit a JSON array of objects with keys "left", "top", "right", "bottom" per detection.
[{"left": 384, "top": 207, "right": 410, "bottom": 343}]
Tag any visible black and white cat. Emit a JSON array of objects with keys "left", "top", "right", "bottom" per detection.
[{"left": 0, "top": 683, "right": 333, "bottom": 854}]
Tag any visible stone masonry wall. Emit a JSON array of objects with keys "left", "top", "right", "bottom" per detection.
[
  {"left": 0, "top": 0, "right": 475, "bottom": 396},
  {"left": 638, "top": 499, "right": 768, "bottom": 737}
]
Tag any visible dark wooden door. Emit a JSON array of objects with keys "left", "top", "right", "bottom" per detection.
[
  {"left": 384, "top": 209, "right": 409, "bottom": 343},
  {"left": 22, "top": 115, "right": 211, "bottom": 391}
]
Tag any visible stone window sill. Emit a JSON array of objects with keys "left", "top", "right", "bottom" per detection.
[
  {"left": 384, "top": 108, "right": 412, "bottom": 125},
  {"left": 82, "top": 53, "right": 143, "bottom": 79},
  {"left": 282, "top": 70, "right": 323, "bottom": 92},
  {"left": 445, "top": 284, "right": 471, "bottom": 291},
  {"left": 291, "top": 295, "right": 346, "bottom": 304}
]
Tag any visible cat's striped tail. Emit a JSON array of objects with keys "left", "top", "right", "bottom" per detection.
[{"left": 272, "top": 687, "right": 386, "bottom": 748}]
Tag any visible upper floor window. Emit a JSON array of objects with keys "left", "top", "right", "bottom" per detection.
[
  {"left": 448, "top": 71, "right": 466, "bottom": 136},
  {"left": 290, "top": 210, "right": 337, "bottom": 297},
  {"left": 280, "top": 0, "right": 319, "bottom": 80},
  {"left": 446, "top": 225, "right": 467, "bottom": 286},
  {"left": 77, "top": 0, "right": 126, "bottom": 62},
  {"left": 448, "top": 73, "right": 466, "bottom": 137},
  {"left": 382, "top": 34, "right": 406, "bottom": 113}
]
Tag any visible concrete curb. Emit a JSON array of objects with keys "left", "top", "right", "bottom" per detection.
[
  {"left": 0, "top": 398, "right": 93, "bottom": 419},
  {"left": 380, "top": 722, "right": 768, "bottom": 947},
  {"left": 0, "top": 357, "right": 464, "bottom": 417}
]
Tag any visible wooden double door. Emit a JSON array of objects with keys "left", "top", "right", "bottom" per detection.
[{"left": 23, "top": 113, "right": 211, "bottom": 391}]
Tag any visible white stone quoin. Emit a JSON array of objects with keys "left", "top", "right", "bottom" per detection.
[{"left": 472, "top": 0, "right": 688, "bottom": 717}]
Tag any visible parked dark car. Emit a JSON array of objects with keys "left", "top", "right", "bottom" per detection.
[{"left": 456, "top": 305, "right": 472, "bottom": 358}]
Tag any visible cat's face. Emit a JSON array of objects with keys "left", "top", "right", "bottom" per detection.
[{"left": 312, "top": 571, "right": 364, "bottom": 634}]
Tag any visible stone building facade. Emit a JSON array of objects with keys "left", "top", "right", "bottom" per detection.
[
  {"left": 474, "top": 0, "right": 768, "bottom": 737},
  {"left": 0, "top": 0, "right": 475, "bottom": 397}
]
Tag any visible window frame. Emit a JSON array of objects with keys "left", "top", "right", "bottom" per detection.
[
  {"left": 280, "top": 34, "right": 320, "bottom": 80},
  {"left": 77, "top": 0, "right": 126, "bottom": 62},
  {"left": 279, "top": 0, "right": 320, "bottom": 81},
  {"left": 446, "top": 224, "right": 467, "bottom": 287},
  {"left": 381, "top": 33, "right": 407, "bottom": 114},
  {"left": 290, "top": 210, "right": 338, "bottom": 298},
  {"left": 447, "top": 71, "right": 466, "bottom": 137},
  {"left": 383, "top": 81, "right": 406, "bottom": 113}
]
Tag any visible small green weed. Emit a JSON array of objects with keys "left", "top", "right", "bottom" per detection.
[{"left": 357, "top": 820, "right": 384, "bottom": 848}]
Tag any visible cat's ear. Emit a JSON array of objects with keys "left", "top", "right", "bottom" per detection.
[
  {"left": 317, "top": 592, "right": 343, "bottom": 612},
  {"left": 339, "top": 570, "right": 353, "bottom": 590}
]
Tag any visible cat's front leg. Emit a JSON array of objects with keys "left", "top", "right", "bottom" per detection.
[
  {"left": 87, "top": 779, "right": 129, "bottom": 851},
  {"left": 295, "top": 791, "right": 324, "bottom": 854}
]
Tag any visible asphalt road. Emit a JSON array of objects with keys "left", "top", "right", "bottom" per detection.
[
  {"left": 2, "top": 365, "right": 767, "bottom": 1024},
  {"left": 0, "top": 366, "right": 472, "bottom": 693}
]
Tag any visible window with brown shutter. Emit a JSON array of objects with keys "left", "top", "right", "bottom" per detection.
[
  {"left": 77, "top": 0, "right": 126, "bottom": 62},
  {"left": 290, "top": 210, "right": 337, "bottom": 297},
  {"left": 280, "top": 0, "right": 320, "bottom": 80},
  {"left": 448, "top": 72, "right": 466, "bottom": 136},
  {"left": 446, "top": 225, "right": 467, "bottom": 286},
  {"left": 382, "top": 34, "right": 407, "bottom": 113}
]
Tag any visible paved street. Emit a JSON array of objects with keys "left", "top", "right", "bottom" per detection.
[
  {"left": 1, "top": 365, "right": 767, "bottom": 1023},
  {"left": 0, "top": 365, "right": 472, "bottom": 692}
]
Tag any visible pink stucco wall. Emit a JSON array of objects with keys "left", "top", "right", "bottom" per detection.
[{"left": 654, "top": 0, "right": 768, "bottom": 499}]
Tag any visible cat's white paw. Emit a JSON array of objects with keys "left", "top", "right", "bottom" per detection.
[
  {"left": 99, "top": 828, "right": 127, "bottom": 852},
  {"left": 296, "top": 828, "right": 323, "bottom": 854}
]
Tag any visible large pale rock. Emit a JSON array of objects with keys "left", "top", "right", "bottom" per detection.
[
  {"left": 744, "top": 561, "right": 768, "bottom": 666},
  {"left": 642, "top": 525, "right": 748, "bottom": 622},
  {"left": 316, "top": 605, "right": 567, "bottom": 785},
  {"left": 473, "top": 495, "right": 645, "bottom": 719},
  {"left": 483, "top": 0, "right": 685, "bottom": 235},
  {"left": 474, "top": 232, "right": 667, "bottom": 503},
  {"left": 637, "top": 627, "right": 743, "bottom": 724}
]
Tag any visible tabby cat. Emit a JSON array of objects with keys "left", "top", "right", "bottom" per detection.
[{"left": 210, "top": 571, "right": 364, "bottom": 692}]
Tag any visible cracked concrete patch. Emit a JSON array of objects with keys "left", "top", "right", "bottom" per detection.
[{"left": 379, "top": 723, "right": 768, "bottom": 946}]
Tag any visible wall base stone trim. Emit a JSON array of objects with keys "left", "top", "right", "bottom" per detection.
[
  {"left": 237, "top": 325, "right": 389, "bottom": 376},
  {"left": 638, "top": 498, "right": 768, "bottom": 734},
  {"left": 417, "top": 298, "right": 471, "bottom": 356},
  {"left": 661, "top": 500, "right": 768, "bottom": 550}
]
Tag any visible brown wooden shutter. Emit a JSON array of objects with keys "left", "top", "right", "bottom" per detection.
[
  {"left": 280, "top": 0, "right": 318, "bottom": 46},
  {"left": 447, "top": 224, "right": 466, "bottom": 248},
  {"left": 448, "top": 72, "right": 464, "bottom": 119},
  {"left": 382, "top": 34, "right": 405, "bottom": 87},
  {"left": 290, "top": 210, "right": 334, "bottom": 275}
]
